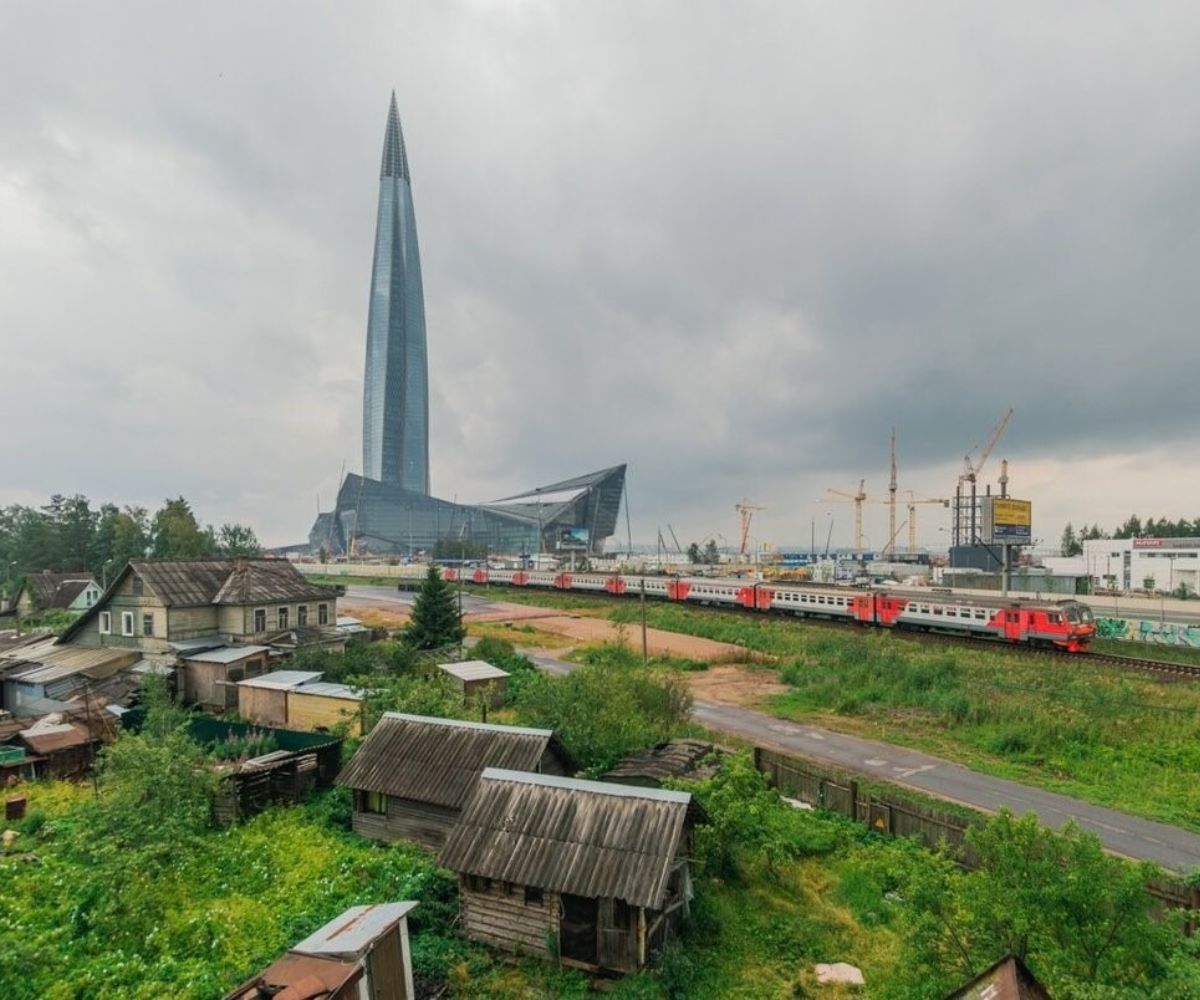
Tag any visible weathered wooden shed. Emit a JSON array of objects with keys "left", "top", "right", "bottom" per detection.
[
  {"left": 223, "top": 901, "right": 418, "bottom": 1000},
  {"left": 941, "top": 954, "right": 1052, "bottom": 1000},
  {"left": 286, "top": 681, "right": 364, "bottom": 736},
  {"left": 336, "top": 713, "right": 571, "bottom": 849},
  {"left": 180, "top": 645, "right": 271, "bottom": 712},
  {"left": 603, "top": 739, "right": 723, "bottom": 788},
  {"left": 438, "top": 768, "right": 705, "bottom": 975},
  {"left": 236, "top": 669, "right": 323, "bottom": 726},
  {"left": 437, "top": 659, "right": 510, "bottom": 708}
]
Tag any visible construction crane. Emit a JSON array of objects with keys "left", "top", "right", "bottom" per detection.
[
  {"left": 734, "top": 499, "right": 766, "bottom": 557},
  {"left": 954, "top": 407, "right": 1014, "bottom": 546},
  {"left": 905, "top": 492, "right": 950, "bottom": 556},
  {"left": 819, "top": 480, "right": 888, "bottom": 559},
  {"left": 887, "top": 428, "right": 898, "bottom": 560}
]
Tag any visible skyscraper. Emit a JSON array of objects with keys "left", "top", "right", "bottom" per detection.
[{"left": 362, "top": 93, "right": 430, "bottom": 493}]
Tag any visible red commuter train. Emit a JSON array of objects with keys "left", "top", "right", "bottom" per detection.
[{"left": 439, "top": 569, "right": 1097, "bottom": 652}]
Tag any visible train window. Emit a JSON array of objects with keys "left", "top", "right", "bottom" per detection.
[{"left": 933, "top": 607, "right": 943, "bottom": 615}]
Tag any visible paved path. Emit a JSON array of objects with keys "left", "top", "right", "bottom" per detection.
[{"left": 521, "top": 647, "right": 1200, "bottom": 873}]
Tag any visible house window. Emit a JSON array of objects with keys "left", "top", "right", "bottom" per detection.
[
  {"left": 142, "top": 614, "right": 154, "bottom": 637},
  {"left": 524, "top": 886, "right": 544, "bottom": 907},
  {"left": 254, "top": 608, "right": 266, "bottom": 632},
  {"left": 277, "top": 606, "right": 289, "bottom": 629},
  {"left": 318, "top": 603, "right": 329, "bottom": 626},
  {"left": 121, "top": 612, "right": 135, "bottom": 636},
  {"left": 99, "top": 611, "right": 111, "bottom": 635},
  {"left": 297, "top": 605, "right": 308, "bottom": 627},
  {"left": 362, "top": 790, "right": 386, "bottom": 815},
  {"left": 466, "top": 875, "right": 492, "bottom": 894},
  {"left": 131, "top": 575, "right": 143, "bottom": 597}
]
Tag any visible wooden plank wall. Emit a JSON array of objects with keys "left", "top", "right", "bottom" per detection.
[
  {"left": 461, "top": 882, "right": 557, "bottom": 958},
  {"left": 351, "top": 795, "right": 460, "bottom": 849}
]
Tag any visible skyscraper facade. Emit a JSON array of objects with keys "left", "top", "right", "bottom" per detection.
[{"left": 362, "top": 93, "right": 430, "bottom": 493}]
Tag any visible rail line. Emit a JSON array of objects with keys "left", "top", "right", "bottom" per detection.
[{"left": 464, "top": 581, "right": 1200, "bottom": 681}]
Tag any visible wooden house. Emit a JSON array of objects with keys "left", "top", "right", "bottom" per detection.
[
  {"left": 336, "top": 713, "right": 571, "bottom": 849},
  {"left": 438, "top": 768, "right": 705, "bottom": 975},
  {"left": 6, "top": 572, "right": 101, "bottom": 618},
  {"left": 238, "top": 670, "right": 364, "bottom": 735},
  {"left": 58, "top": 559, "right": 342, "bottom": 657},
  {"left": 224, "top": 901, "right": 418, "bottom": 1000},
  {"left": 438, "top": 659, "right": 510, "bottom": 708}
]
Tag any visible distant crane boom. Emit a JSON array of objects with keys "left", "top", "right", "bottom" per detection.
[{"left": 734, "top": 499, "right": 766, "bottom": 556}]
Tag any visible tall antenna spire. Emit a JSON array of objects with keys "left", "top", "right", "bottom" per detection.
[{"left": 380, "top": 91, "right": 410, "bottom": 181}]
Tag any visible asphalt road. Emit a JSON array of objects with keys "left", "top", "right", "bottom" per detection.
[
  {"left": 522, "top": 647, "right": 1200, "bottom": 873},
  {"left": 342, "top": 584, "right": 500, "bottom": 616}
]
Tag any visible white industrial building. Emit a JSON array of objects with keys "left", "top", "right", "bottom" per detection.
[{"left": 1078, "top": 537, "right": 1200, "bottom": 594}]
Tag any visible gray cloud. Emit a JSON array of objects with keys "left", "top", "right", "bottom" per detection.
[{"left": 2, "top": 2, "right": 1199, "bottom": 549}]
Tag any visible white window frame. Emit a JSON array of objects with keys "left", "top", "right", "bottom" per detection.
[
  {"left": 121, "top": 611, "right": 135, "bottom": 637},
  {"left": 99, "top": 611, "right": 111, "bottom": 635},
  {"left": 318, "top": 603, "right": 329, "bottom": 626}
]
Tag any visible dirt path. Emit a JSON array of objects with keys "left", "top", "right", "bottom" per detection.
[{"left": 495, "top": 613, "right": 746, "bottom": 660}]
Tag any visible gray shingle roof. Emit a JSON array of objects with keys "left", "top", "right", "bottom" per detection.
[
  {"left": 22, "top": 573, "right": 95, "bottom": 610},
  {"left": 335, "top": 713, "right": 569, "bottom": 809},
  {"left": 438, "top": 768, "right": 702, "bottom": 909}
]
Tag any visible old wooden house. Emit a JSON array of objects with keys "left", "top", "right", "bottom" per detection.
[
  {"left": 5, "top": 572, "right": 101, "bottom": 619},
  {"left": 336, "top": 713, "right": 571, "bottom": 849},
  {"left": 438, "top": 768, "right": 705, "bottom": 975},
  {"left": 438, "top": 659, "right": 510, "bottom": 708},
  {"left": 942, "top": 954, "right": 1052, "bottom": 1000},
  {"left": 224, "top": 901, "right": 418, "bottom": 1000},
  {"left": 58, "top": 558, "right": 342, "bottom": 658}
]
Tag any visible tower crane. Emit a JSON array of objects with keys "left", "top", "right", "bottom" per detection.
[
  {"left": 954, "top": 407, "right": 1014, "bottom": 546},
  {"left": 905, "top": 492, "right": 950, "bottom": 556},
  {"left": 734, "top": 499, "right": 766, "bottom": 557},
  {"left": 819, "top": 481, "right": 888, "bottom": 559}
]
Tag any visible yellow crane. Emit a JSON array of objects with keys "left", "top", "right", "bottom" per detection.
[
  {"left": 955, "top": 407, "right": 1014, "bottom": 545},
  {"left": 734, "top": 499, "right": 766, "bottom": 556},
  {"left": 819, "top": 480, "right": 888, "bottom": 559},
  {"left": 905, "top": 492, "right": 950, "bottom": 556}
]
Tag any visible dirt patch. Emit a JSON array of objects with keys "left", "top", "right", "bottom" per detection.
[
  {"left": 339, "top": 602, "right": 410, "bottom": 630},
  {"left": 503, "top": 614, "right": 746, "bottom": 660},
  {"left": 686, "top": 664, "right": 790, "bottom": 707}
]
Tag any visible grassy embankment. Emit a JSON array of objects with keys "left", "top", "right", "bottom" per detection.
[{"left": 464, "top": 585, "right": 1200, "bottom": 832}]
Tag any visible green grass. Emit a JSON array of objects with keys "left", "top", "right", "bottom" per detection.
[{"left": 1091, "top": 637, "right": 1200, "bottom": 666}]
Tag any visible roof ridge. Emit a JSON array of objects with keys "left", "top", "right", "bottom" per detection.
[
  {"left": 480, "top": 767, "right": 693, "bottom": 804},
  {"left": 380, "top": 713, "right": 553, "bottom": 738}
]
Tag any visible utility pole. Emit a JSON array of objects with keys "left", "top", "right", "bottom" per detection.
[{"left": 640, "top": 577, "right": 648, "bottom": 665}]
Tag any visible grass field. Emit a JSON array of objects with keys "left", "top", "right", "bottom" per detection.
[{"left": 464, "top": 585, "right": 1200, "bottom": 831}]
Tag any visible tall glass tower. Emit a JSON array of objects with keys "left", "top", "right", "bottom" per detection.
[{"left": 362, "top": 93, "right": 430, "bottom": 493}]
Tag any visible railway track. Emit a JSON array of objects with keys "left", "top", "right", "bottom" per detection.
[{"left": 465, "top": 582, "right": 1200, "bottom": 681}]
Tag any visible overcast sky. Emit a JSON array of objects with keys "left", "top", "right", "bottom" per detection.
[{"left": 3, "top": 2, "right": 1199, "bottom": 550}]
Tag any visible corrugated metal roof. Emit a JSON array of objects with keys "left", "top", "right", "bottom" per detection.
[
  {"left": 212, "top": 561, "right": 341, "bottom": 606},
  {"left": 183, "top": 645, "right": 272, "bottom": 665},
  {"left": 438, "top": 769, "right": 699, "bottom": 909},
  {"left": 236, "top": 669, "right": 322, "bottom": 689},
  {"left": 291, "top": 902, "right": 418, "bottom": 958},
  {"left": 168, "top": 637, "right": 226, "bottom": 654},
  {"left": 336, "top": 713, "right": 568, "bottom": 809},
  {"left": 21, "top": 721, "right": 90, "bottom": 755},
  {"left": 438, "top": 660, "right": 510, "bottom": 682},
  {"left": 604, "top": 740, "right": 722, "bottom": 785},
  {"left": 294, "top": 682, "right": 362, "bottom": 701}
]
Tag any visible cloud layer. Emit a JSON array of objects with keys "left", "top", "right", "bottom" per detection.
[{"left": 3, "top": 2, "right": 1199, "bottom": 550}]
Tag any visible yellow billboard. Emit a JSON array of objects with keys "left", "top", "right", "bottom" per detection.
[{"left": 992, "top": 499, "right": 1031, "bottom": 528}]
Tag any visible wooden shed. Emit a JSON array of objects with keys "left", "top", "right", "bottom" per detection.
[
  {"left": 287, "top": 681, "right": 364, "bottom": 736},
  {"left": 942, "top": 954, "right": 1052, "bottom": 1000},
  {"left": 438, "top": 768, "right": 705, "bottom": 975},
  {"left": 603, "top": 739, "right": 723, "bottom": 788},
  {"left": 437, "top": 659, "right": 510, "bottom": 708},
  {"left": 237, "top": 670, "right": 323, "bottom": 726},
  {"left": 224, "top": 901, "right": 418, "bottom": 1000},
  {"left": 336, "top": 713, "right": 571, "bottom": 849},
  {"left": 180, "top": 645, "right": 271, "bottom": 712}
]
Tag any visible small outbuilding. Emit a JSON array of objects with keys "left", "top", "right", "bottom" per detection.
[
  {"left": 439, "top": 768, "right": 705, "bottom": 975},
  {"left": 224, "top": 901, "right": 418, "bottom": 1000},
  {"left": 180, "top": 645, "right": 271, "bottom": 712},
  {"left": 438, "top": 659, "right": 510, "bottom": 708},
  {"left": 942, "top": 954, "right": 1052, "bottom": 1000},
  {"left": 336, "top": 713, "right": 571, "bottom": 849},
  {"left": 603, "top": 739, "right": 723, "bottom": 788},
  {"left": 236, "top": 669, "right": 323, "bottom": 726},
  {"left": 237, "top": 671, "right": 364, "bottom": 735}
]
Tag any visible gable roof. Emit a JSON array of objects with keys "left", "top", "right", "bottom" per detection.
[
  {"left": 335, "top": 713, "right": 570, "bottom": 810},
  {"left": 942, "top": 954, "right": 1053, "bottom": 1000},
  {"left": 438, "top": 768, "right": 703, "bottom": 909},
  {"left": 20, "top": 572, "right": 96, "bottom": 611},
  {"left": 58, "top": 560, "right": 340, "bottom": 643}
]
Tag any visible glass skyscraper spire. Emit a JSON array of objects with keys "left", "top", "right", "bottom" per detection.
[{"left": 362, "top": 92, "right": 430, "bottom": 493}]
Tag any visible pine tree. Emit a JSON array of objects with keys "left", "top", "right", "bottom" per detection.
[
  {"left": 1060, "top": 523, "right": 1081, "bottom": 557},
  {"left": 404, "top": 565, "right": 465, "bottom": 650}
]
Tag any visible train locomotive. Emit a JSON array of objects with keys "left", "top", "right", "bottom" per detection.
[{"left": 440, "top": 568, "right": 1097, "bottom": 653}]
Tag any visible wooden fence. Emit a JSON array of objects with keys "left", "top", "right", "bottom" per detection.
[{"left": 752, "top": 745, "right": 1199, "bottom": 925}]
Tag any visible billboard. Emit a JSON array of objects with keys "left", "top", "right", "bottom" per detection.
[
  {"left": 982, "top": 497, "right": 1031, "bottom": 544},
  {"left": 556, "top": 527, "right": 590, "bottom": 550}
]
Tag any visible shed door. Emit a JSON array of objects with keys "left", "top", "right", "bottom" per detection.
[
  {"left": 367, "top": 926, "right": 404, "bottom": 1000},
  {"left": 560, "top": 893, "right": 598, "bottom": 965}
]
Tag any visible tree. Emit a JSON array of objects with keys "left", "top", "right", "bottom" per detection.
[
  {"left": 703, "top": 539, "right": 721, "bottom": 564},
  {"left": 687, "top": 542, "right": 703, "bottom": 564},
  {"left": 1060, "top": 523, "right": 1081, "bottom": 557},
  {"left": 403, "top": 565, "right": 465, "bottom": 650},
  {"left": 215, "top": 523, "right": 261, "bottom": 558},
  {"left": 151, "top": 498, "right": 215, "bottom": 559}
]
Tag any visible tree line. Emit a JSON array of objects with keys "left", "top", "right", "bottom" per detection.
[
  {"left": 0, "top": 494, "right": 261, "bottom": 595},
  {"left": 1060, "top": 515, "right": 1200, "bottom": 556}
]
